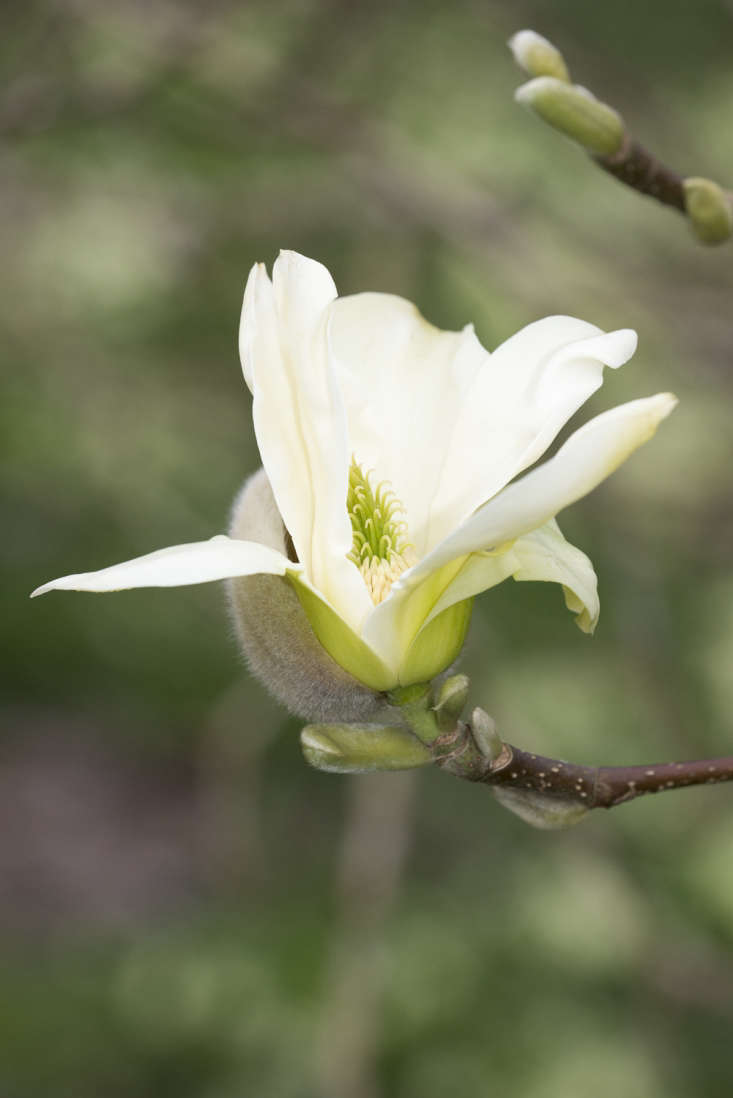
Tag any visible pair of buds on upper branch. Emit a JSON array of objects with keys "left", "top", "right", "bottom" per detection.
[{"left": 509, "top": 30, "right": 733, "bottom": 245}]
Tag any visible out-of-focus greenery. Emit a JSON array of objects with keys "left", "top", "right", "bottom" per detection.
[{"left": 4, "top": 2, "right": 733, "bottom": 1096}]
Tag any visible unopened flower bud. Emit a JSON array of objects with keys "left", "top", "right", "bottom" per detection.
[
  {"left": 683, "top": 177, "right": 733, "bottom": 245},
  {"left": 493, "top": 786, "right": 589, "bottom": 830},
  {"left": 228, "top": 468, "right": 387, "bottom": 722},
  {"left": 301, "top": 722, "right": 433, "bottom": 773},
  {"left": 509, "top": 30, "right": 570, "bottom": 82},
  {"left": 515, "top": 77, "right": 625, "bottom": 157}
]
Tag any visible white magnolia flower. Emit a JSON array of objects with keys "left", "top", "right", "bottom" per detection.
[{"left": 33, "top": 251, "right": 676, "bottom": 699}]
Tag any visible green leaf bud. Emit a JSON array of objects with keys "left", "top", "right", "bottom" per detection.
[
  {"left": 301, "top": 722, "right": 433, "bottom": 773},
  {"left": 432, "top": 674, "right": 470, "bottom": 730},
  {"left": 492, "top": 786, "right": 589, "bottom": 830},
  {"left": 470, "top": 707, "right": 503, "bottom": 761},
  {"left": 508, "top": 30, "right": 570, "bottom": 82},
  {"left": 515, "top": 77, "right": 625, "bottom": 157},
  {"left": 683, "top": 177, "right": 733, "bottom": 245}
]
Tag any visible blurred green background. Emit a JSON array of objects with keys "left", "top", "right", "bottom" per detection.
[{"left": 4, "top": 1, "right": 733, "bottom": 1095}]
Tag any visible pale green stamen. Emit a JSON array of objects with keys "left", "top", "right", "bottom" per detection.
[{"left": 347, "top": 459, "right": 416, "bottom": 604}]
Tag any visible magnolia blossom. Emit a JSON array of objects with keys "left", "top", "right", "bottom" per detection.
[{"left": 33, "top": 251, "right": 675, "bottom": 696}]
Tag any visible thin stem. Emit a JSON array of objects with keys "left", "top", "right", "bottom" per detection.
[
  {"left": 434, "top": 722, "right": 733, "bottom": 810},
  {"left": 596, "top": 136, "right": 686, "bottom": 214}
]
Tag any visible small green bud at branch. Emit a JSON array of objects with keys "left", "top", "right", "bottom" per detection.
[
  {"left": 492, "top": 787, "right": 590, "bottom": 830},
  {"left": 508, "top": 30, "right": 571, "bottom": 82},
  {"left": 515, "top": 77, "right": 625, "bottom": 157},
  {"left": 683, "top": 177, "right": 733, "bottom": 245},
  {"left": 301, "top": 722, "right": 433, "bottom": 773},
  {"left": 432, "top": 674, "right": 469, "bottom": 730},
  {"left": 469, "top": 707, "right": 503, "bottom": 761}
]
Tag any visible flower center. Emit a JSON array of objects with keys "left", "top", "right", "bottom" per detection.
[{"left": 347, "top": 458, "right": 416, "bottom": 605}]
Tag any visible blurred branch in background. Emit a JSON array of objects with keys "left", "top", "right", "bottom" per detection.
[
  {"left": 509, "top": 30, "right": 733, "bottom": 245},
  {"left": 316, "top": 771, "right": 416, "bottom": 1098}
]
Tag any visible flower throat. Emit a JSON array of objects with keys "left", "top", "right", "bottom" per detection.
[{"left": 347, "top": 458, "right": 416, "bottom": 605}]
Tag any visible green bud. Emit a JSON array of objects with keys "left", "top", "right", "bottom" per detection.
[
  {"left": 683, "top": 177, "right": 733, "bottom": 245},
  {"left": 301, "top": 722, "right": 433, "bottom": 774},
  {"left": 508, "top": 30, "right": 570, "bottom": 82},
  {"left": 492, "top": 786, "right": 589, "bottom": 830},
  {"left": 515, "top": 77, "right": 625, "bottom": 157},
  {"left": 432, "top": 674, "right": 469, "bottom": 730},
  {"left": 470, "top": 707, "right": 503, "bottom": 761}
]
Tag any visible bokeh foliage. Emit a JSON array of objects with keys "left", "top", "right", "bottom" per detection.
[{"left": 4, "top": 1, "right": 733, "bottom": 1095}]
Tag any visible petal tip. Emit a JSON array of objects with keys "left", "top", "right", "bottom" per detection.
[
  {"left": 654, "top": 391, "right": 679, "bottom": 420},
  {"left": 596, "top": 326, "right": 638, "bottom": 369},
  {"left": 616, "top": 327, "right": 638, "bottom": 362}
]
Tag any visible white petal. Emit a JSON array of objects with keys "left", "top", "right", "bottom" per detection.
[
  {"left": 238, "top": 262, "right": 261, "bottom": 394},
  {"left": 433, "top": 320, "right": 638, "bottom": 545},
  {"left": 363, "top": 392, "right": 675, "bottom": 668},
  {"left": 410, "top": 392, "right": 677, "bottom": 582},
  {"left": 419, "top": 549, "right": 522, "bottom": 625},
  {"left": 327, "top": 296, "right": 637, "bottom": 555},
  {"left": 31, "top": 536, "right": 291, "bottom": 596},
  {"left": 510, "top": 519, "right": 599, "bottom": 633},
  {"left": 240, "top": 252, "right": 371, "bottom": 631},
  {"left": 420, "top": 520, "right": 599, "bottom": 633},
  {"left": 326, "top": 292, "right": 473, "bottom": 558}
]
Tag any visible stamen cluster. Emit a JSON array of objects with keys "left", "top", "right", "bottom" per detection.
[{"left": 347, "top": 459, "right": 416, "bottom": 604}]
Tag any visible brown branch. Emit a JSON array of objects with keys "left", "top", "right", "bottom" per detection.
[
  {"left": 434, "top": 723, "right": 733, "bottom": 810},
  {"left": 595, "top": 136, "right": 686, "bottom": 214}
]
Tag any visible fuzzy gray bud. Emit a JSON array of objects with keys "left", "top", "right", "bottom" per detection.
[{"left": 227, "top": 468, "right": 387, "bottom": 722}]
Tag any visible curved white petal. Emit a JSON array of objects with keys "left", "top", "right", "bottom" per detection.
[
  {"left": 326, "top": 297, "right": 636, "bottom": 555},
  {"left": 420, "top": 520, "right": 599, "bottom": 634},
  {"left": 326, "top": 293, "right": 477, "bottom": 558},
  {"left": 510, "top": 519, "right": 600, "bottom": 633},
  {"left": 31, "top": 536, "right": 291, "bottom": 596},
  {"left": 363, "top": 392, "right": 675, "bottom": 668},
  {"left": 434, "top": 320, "right": 638, "bottom": 546},
  {"left": 408, "top": 392, "right": 677, "bottom": 584},
  {"left": 419, "top": 548, "right": 522, "bottom": 625},
  {"left": 240, "top": 252, "right": 371, "bottom": 631}
]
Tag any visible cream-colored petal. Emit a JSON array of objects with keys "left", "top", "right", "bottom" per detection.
[
  {"left": 418, "top": 520, "right": 598, "bottom": 633},
  {"left": 361, "top": 548, "right": 516, "bottom": 677},
  {"left": 419, "top": 548, "right": 522, "bottom": 626},
  {"left": 240, "top": 252, "right": 371, "bottom": 631},
  {"left": 31, "top": 536, "right": 291, "bottom": 596},
  {"left": 327, "top": 297, "right": 636, "bottom": 555},
  {"left": 363, "top": 392, "right": 674, "bottom": 672},
  {"left": 288, "top": 571, "right": 397, "bottom": 691},
  {"left": 361, "top": 554, "right": 471, "bottom": 675},
  {"left": 326, "top": 292, "right": 473, "bottom": 558},
  {"left": 408, "top": 392, "right": 677, "bottom": 584},
  {"left": 509, "top": 519, "right": 599, "bottom": 633},
  {"left": 433, "top": 321, "right": 638, "bottom": 547}
]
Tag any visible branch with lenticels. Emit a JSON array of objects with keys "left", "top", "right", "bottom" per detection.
[{"left": 301, "top": 679, "right": 733, "bottom": 830}]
